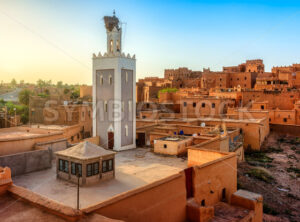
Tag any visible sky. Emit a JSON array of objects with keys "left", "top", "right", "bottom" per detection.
[{"left": 0, "top": 0, "right": 300, "bottom": 85}]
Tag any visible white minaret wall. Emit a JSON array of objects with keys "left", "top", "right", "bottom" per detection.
[{"left": 93, "top": 14, "right": 136, "bottom": 151}]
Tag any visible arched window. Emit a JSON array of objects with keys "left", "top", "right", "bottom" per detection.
[
  {"left": 116, "top": 40, "right": 120, "bottom": 52},
  {"left": 110, "top": 40, "right": 113, "bottom": 53},
  {"left": 109, "top": 75, "right": 112, "bottom": 85},
  {"left": 125, "top": 71, "right": 128, "bottom": 83},
  {"left": 100, "top": 75, "right": 103, "bottom": 85},
  {"left": 125, "top": 125, "right": 128, "bottom": 137},
  {"left": 128, "top": 100, "right": 132, "bottom": 112},
  {"left": 104, "top": 101, "right": 108, "bottom": 112}
]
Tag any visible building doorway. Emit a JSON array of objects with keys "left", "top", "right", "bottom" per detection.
[
  {"left": 108, "top": 132, "right": 114, "bottom": 149},
  {"left": 137, "top": 133, "right": 146, "bottom": 147},
  {"left": 184, "top": 167, "right": 193, "bottom": 198}
]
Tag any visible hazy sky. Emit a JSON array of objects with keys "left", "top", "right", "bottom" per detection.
[{"left": 1, "top": 0, "right": 300, "bottom": 85}]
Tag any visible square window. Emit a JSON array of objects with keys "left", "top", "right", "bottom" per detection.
[
  {"left": 71, "top": 162, "right": 82, "bottom": 177},
  {"left": 102, "top": 159, "right": 114, "bottom": 173}
]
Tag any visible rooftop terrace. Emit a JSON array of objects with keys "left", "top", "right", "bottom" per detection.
[{"left": 13, "top": 148, "right": 187, "bottom": 209}]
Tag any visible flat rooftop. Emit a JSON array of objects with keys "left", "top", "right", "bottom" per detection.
[
  {"left": 158, "top": 136, "right": 189, "bottom": 141},
  {"left": 13, "top": 148, "right": 187, "bottom": 209},
  {"left": 0, "top": 131, "right": 41, "bottom": 140},
  {"left": 0, "top": 194, "right": 65, "bottom": 222},
  {"left": 0, "top": 126, "right": 61, "bottom": 141}
]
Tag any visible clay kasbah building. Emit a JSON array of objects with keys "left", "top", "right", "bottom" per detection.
[{"left": 0, "top": 6, "right": 300, "bottom": 222}]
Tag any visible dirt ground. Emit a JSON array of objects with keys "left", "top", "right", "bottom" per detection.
[{"left": 238, "top": 132, "right": 300, "bottom": 222}]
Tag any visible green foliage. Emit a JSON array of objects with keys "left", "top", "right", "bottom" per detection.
[
  {"left": 57, "top": 81, "right": 63, "bottom": 88},
  {"left": 158, "top": 88, "right": 178, "bottom": 98},
  {"left": 247, "top": 168, "right": 274, "bottom": 184},
  {"left": 64, "top": 88, "right": 70, "bottom": 95},
  {"left": 70, "top": 88, "right": 80, "bottom": 100},
  {"left": 286, "top": 167, "right": 300, "bottom": 177},
  {"left": 20, "top": 106, "right": 29, "bottom": 124},
  {"left": 18, "top": 89, "right": 33, "bottom": 105},
  {"left": 37, "top": 79, "right": 52, "bottom": 89},
  {"left": 37, "top": 93, "right": 49, "bottom": 98},
  {"left": 267, "top": 146, "right": 283, "bottom": 153},
  {"left": 245, "top": 151, "right": 273, "bottom": 168}
]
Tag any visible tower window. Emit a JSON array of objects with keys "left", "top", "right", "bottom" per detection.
[
  {"left": 110, "top": 40, "right": 113, "bottom": 53},
  {"left": 100, "top": 75, "right": 103, "bottom": 85},
  {"left": 116, "top": 40, "right": 120, "bottom": 52},
  {"left": 109, "top": 75, "right": 112, "bottom": 85},
  {"left": 128, "top": 100, "right": 132, "bottom": 112},
  {"left": 126, "top": 72, "right": 128, "bottom": 83},
  {"left": 104, "top": 101, "right": 108, "bottom": 112},
  {"left": 125, "top": 125, "right": 128, "bottom": 137}
]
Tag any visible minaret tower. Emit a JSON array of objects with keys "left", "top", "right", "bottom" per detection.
[
  {"left": 92, "top": 11, "right": 136, "bottom": 151},
  {"left": 106, "top": 10, "right": 122, "bottom": 55}
]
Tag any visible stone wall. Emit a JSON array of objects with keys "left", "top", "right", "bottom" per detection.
[{"left": 0, "top": 148, "right": 52, "bottom": 177}]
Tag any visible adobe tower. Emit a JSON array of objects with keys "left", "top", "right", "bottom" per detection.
[{"left": 92, "top": 12, "right": 136, "bottom": 151}]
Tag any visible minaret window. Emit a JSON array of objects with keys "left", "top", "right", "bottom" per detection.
[
  {"left": 116, "top": 40, "right": 120, "bottom": 52},
  {"left": 104, "top": 101, "right": 108, "bottom": 112},
  {"left": 128, "top": 100, "right": 132, "bottom": 112},
  {"left": 109, "top": 75, "right": 112, "bottom": 85},
  {"left": 110, "top": 40, "right": 113, "bottom": 53},
  {"left": 125, "top": 125, "right": 128, "bottom": 137},
  {"left": 100, "top": 75, "right": 103, "bottom": 85}
]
